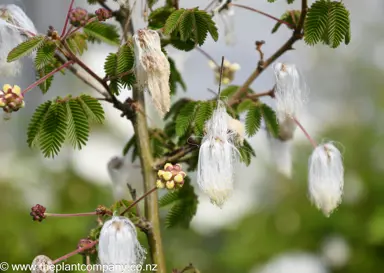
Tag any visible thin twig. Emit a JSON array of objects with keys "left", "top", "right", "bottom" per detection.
[
  {"left": 217, "top": 56, "right": 225, "bottom": 100},
  {"left": 52, "top": 240, "right": 98, "bottom": 264},
  {"left": 154, "top": 145, "right": 197, "bottom": 170},
  {"left": 120, "top": 187, "right": 158, "bottom": 216},
  {"left": 230, "top": 3, "right": 294, "bottom": 28},
  {"left": 61, "top": 0, "right": 75, "bottom": 37},
  {"left": 126, "top": 183, "right": 142, "bottom": 217},
  {"left": 22, "top": 61, "right": 74, "bottom": 95},
  {"left": 196, "top": 47, "right": 219, "bottom": 67},
  {"left": 292, "top": 117, "right": 318, "bottom": 148},
  {"left": 45, "top": 212, "right": 97, "bottom": 217}
]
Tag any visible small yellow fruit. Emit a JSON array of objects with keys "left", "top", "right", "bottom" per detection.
[
  {"left": 166, "top": 180, "right": 175, "bottom": 189},
  {"left": 156, "top": 180, "right": 165, "bottom": 189},
  {"left": 162, "top": 171, "right": 172, "bottom": 181}
]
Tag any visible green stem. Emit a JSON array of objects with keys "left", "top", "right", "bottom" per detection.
[{"left": 132, "top": 85, "right": 166, "bottom": 272}]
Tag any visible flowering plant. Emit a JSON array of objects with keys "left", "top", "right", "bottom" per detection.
[{"left": 0, "top": 0, "right": 351, "bottom": 272}]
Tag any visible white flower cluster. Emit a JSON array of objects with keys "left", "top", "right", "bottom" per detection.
[
  {"left": 273, "top": 62, "right": 344, "bottom": 216},
  {"left": 197, "top": 101, "right": 244, "bottom": 207},
  {"left": 0, "top": 4, "right": 36, "bottom": 77}
]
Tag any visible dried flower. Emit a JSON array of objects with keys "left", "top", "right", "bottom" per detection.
[
  {"left": 273, "top": 62, "right": 306, "bottom": 121},
  {"left": 98, "top": 216, "right": 146, "bottom": 271},
  {"left": 31, "top": 255, "right": 54, "bottom": 273},
  {"left": 208, "top": 59, "right": 240, "bottom": 85},
  {"left": 133, "top": 29, "right": 171, "bottom": 117},
  {"left": 69, "top": 7, "right": 89, "bottom": 27},
  {"left": 197, "top": 101, "right": 239, "bottom": 207},
  {"left": 0, "top": 4, "right": 36, "bottom": 77},
  {"left": 308, "top": 142, "right": 344, "bottom": 216}
]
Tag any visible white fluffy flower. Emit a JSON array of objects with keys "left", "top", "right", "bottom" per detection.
[
  {"left": 197, "top": 101, "right": 239, "bottom": 207},
  {"left": 133, "top": 29, "right": 170, "bottom": 117},
  {"left": 98, "top": 216, "right": 146, "bottom": 273},
  {"left": 213, "top": 1, "right": 236, "bottom": 46},
  {"left": 0, "top": 5, "right": 36, "bottom": 77},
  {"left": 273, "top": 62, "right": 306, "bottom": 121},
  {"left": 308, "top": 143, "right": 344, "bottom": 216},
  {"left": 31, "top": 255, "right": 54, "bottom": 273}
]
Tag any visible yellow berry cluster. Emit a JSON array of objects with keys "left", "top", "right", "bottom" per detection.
[
  {"left": 0, "top": 84, "right": 25, "bottom": 113},
  {"left": 156, "top": 163, "right": 187, "bottom": 190}
]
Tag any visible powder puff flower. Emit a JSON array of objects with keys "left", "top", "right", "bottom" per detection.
[
  {"left": 98, "top": 216, "right": 146, "bottom": 272},
  {"left": 197, "top": 101, "right": 240, "bottom": 207},
  {"left": 133, "top": 29, "right": 171, "bottom": 117},
  {"left": 31, "top": 255, "right": 54, "bottom": 273},
  {"left": 308, "top": 142, "right": 344, "bottom": 216},
  {"left": 273, "top": 62, "right": 306, "bottom": 121},
  {"left": 0, "top": 5, "right": 36, "bottom": 77}
]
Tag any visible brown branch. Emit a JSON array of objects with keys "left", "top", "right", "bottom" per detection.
[
  {"left": 230, "top": 3, "right": 295, "bottom": 28},
  {"left": 120, "top": 187, "right": 158, "bottom": 216},
  {"left": 228, "top": 0, "right": 308, "bottom": 106},
  {"left": 154, "top": 145, "right": 197, "bottom": 170}
]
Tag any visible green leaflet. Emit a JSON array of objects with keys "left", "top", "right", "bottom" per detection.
[
  {"left": 83, "top": 21, "right": 120, "bottom": 46},
  {"left": 164, "top": 8, "right": 218, "bottom": 46},
  {"left": 304, "top": 0, "right": 351, "bottom": 48},
  {"left": 7, "top": 35, "right": 46, "bottom": 62},
  {"left": 26, "top": 95, "right": 105, "bottom": 158},
  {"left": 159, "top": 178, "right": 198, "bottom": 228}
]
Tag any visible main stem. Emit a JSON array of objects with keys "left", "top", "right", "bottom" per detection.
[{"left": 132, "top": 86, "right": 166, "bottom": 272}]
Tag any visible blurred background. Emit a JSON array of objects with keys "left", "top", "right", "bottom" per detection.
[{"left": 1, "top": 0, "right": 384, "bottom": 272}]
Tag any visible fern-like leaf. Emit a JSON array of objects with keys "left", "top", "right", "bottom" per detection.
[
  {"left": 7, "top": 35, "right": 46, "bottom": 62},
  {"left": 39, "top": 102, "right": 67, "bottom": 158},
  {"left": 238, "top": 139, "right": 256, "bottom": 166},
  {"left": 245, "top": 105, "right": 262, "bottom": 137},
  {"left": 194, "top": 101, "right": 214, "bottom": 136},
  {"left": 65, "top": 99, "right": 89, "bottom": 149},
  {"left": 175, "top": 101, "right": 198, "bottom": 136},
  {"left": 67, "top": 33, "right": 88, "bottom": 55},
  {"left": 160, "top": 178, "right": 198, "bottom": 228},
  {"left": 27, "top": 101, "right": 53, "bottom": 147},
  {"left": 148, "top": 7, "right": 176, "bottom": 29},
  {"left": 327, "top": 1, "right": 350, "bottom": 48},
  {"left": 261, "top": 104, "right": 279, "bottom": 137},
  {"left": 304, "top": 0, "right": 330, "bottom": 46},
  {"left": 77, "top": 95, "right": 105, "bottom": 123},
  {"left": 164, "top": 9, "right": 185, "bottom": 34},
  {"left": 84, "top": 21, "right": 120, "bottom": 46},
  {"left": 36, "top": 64, "right": 55, "bottom": 94},
  {"left": 35, "top": 41, "right": 56, "bottom": 69}
]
